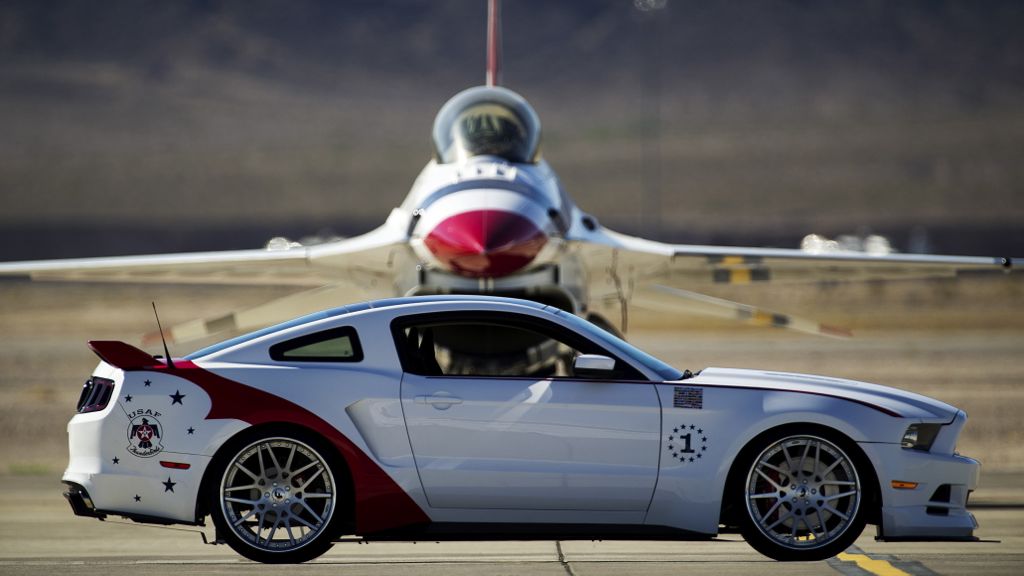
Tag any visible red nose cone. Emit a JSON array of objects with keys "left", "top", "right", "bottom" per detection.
[{"left": 424, "top": 210, "right": 547, "bottom": 277}]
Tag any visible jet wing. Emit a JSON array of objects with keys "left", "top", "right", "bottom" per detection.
[
  {"left": 572, "top": 224, "right": 1012, "bottom": 291},
  {"left": 0, "top": 208, "right": 411, "bottom": 287}
]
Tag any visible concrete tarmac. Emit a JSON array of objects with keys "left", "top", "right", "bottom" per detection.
[{"left": 1, "top": 475, "right": 1021, "bottom": 576}]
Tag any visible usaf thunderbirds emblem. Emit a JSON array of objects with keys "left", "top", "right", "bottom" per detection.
[{"left": 127, "top": 413, "right": 163, "bottom": 458}]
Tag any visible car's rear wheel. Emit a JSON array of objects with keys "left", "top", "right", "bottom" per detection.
[
  {"left": 208, "top": 432, "right": 341, "bottom": 563},
  {"left": 739, "top": 432, "right": 866, "bottom": 561}
]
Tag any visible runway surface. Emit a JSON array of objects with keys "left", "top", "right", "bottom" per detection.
[{"left": 1, "top": 475, "right": 1020, "bottom": 576}]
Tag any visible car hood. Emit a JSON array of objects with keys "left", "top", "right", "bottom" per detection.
[{"left": 688, "top": 367, "right": 960, "bottom": 422}]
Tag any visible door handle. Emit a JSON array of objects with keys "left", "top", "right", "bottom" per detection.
[{"left": 416, "top": 393, "right": 463, "bottom": 409}]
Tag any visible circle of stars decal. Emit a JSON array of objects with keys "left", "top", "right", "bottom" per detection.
[{"left": 666, "top": 423, "right": 709, "bottom": 465}]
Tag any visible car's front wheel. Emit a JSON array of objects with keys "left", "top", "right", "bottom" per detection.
[
  {"left": 738, "top": 431, "right": 867, "bottom": 561},
  {"left": 208, "top": 432, "right": 342, "bottom": 563}
]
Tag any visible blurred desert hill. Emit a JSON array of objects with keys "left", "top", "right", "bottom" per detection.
[{"left": 1, "top": 0, "right": 1022, "bottom": 259}]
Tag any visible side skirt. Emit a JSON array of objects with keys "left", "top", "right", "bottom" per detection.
[{"left": 357, "top": 522, "right": 716, "bottom": 542}]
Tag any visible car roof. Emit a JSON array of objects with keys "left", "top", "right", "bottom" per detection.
[
  {"left": 362, "top": 294, "right": 548, "bottom": 312},
  {"left": 186, "top": 295, "right": 549, "bottom": 360}
]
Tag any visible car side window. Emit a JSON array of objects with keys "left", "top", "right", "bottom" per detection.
[
  {"left": 269, "top": 326, "right": 364, "bottom": 362},
  {"left": 393, "top": 313, "right": 645, "bottom": 380}
]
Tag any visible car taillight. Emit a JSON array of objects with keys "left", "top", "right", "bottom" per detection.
[{"left": 77, "top": 377, "right": 115, "bottom": 413}]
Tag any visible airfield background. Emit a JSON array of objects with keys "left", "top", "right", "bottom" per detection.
[
  {"left": 0, "top": 0, "right": 1021, "bottom": 258},
  {"left": 0, "top": 1, "right": 1021, "bottom": 479}
]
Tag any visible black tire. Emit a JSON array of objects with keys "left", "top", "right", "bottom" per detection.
[
  {"left": 737, "top": 429, "right": 867, "bottom": 561},
  {"left": 206, "top": 428, "right": 344, "bottom": 563}
]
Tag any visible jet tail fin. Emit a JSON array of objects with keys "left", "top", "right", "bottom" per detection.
[{"left": 487, "top": 0, "right": 502, "bottom": 86}]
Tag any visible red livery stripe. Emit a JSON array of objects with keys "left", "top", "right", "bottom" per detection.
[
  {"left": 96, "top": 341, "right": 429, "bottom": 534},
  {"left": 168, "top": 359, "right": 430, "bottom": 534}
]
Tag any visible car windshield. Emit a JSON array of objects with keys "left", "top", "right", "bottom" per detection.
[
  {"left": 554, "top": 310, "right": 685, "bottom": 381},
  {"left": 185, "top": 305, "right": 352, "bottom": 359}
]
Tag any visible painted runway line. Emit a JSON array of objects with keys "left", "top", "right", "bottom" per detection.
[{"left": 829, "top": 545, "right": 940, "bottom": 576}]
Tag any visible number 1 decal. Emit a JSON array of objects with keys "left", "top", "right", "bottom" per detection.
[
  {"left": 666, "top": 424, "right": 709, "bottom": 464},
  {"left": 678, "top": 432, "right": 695, "bottom": 454}
]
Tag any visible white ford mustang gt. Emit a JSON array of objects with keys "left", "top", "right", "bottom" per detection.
[{"left": 64, "top": 295, "right": 979, "bottom": 563}]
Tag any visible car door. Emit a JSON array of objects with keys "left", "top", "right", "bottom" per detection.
[{"left": 396, "top": 311, "right": 661, "bottom": 512}]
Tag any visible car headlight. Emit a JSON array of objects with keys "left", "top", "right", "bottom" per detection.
[{"left": 901, "top": 423, "right": 942, "bottom": 451}]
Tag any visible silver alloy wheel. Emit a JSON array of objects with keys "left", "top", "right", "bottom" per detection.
[
  {"left": 220, "top": 437, "right": 336, "bottom": 553},
  {"left": 744, "top": 435, "right": 860, "bottom": 550}
]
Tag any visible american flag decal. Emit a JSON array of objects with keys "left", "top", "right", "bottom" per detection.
[{"left": 673, "top": 386, "right": 703, "bottom": 409}]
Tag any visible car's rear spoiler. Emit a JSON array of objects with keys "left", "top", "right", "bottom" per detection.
[{"left": 87, "top": 340, "right": 170, "bottom": 371}]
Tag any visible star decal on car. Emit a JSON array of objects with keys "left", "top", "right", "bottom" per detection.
[
  {"left": 170, "top": 390, "right": 185, "bottom": 405},
  {"left": 664, "top": 423, "right": 710, "bottom": 465}
]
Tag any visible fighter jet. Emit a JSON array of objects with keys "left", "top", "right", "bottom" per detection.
[{"left": 0, "top": 0, "right": 1012, "bottom": 344}]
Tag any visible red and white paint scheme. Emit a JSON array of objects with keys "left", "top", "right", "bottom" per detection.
[
  {"left": 0, "top": 1, "right": 1012, "bottom": 345},
  {"left": 406, "top": 84, "right": 563, "bottom": 279},
  {"left": 64, "top": 295, "right": 980, "bottom": 563}
]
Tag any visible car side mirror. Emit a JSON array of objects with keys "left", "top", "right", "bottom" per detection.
[{"left": 573, "top": 354, "right": 616, "bottom": 378}]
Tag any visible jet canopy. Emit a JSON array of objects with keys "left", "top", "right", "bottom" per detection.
[{"left": 432, "top": 86, "right": 541, "bottom": 164}]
